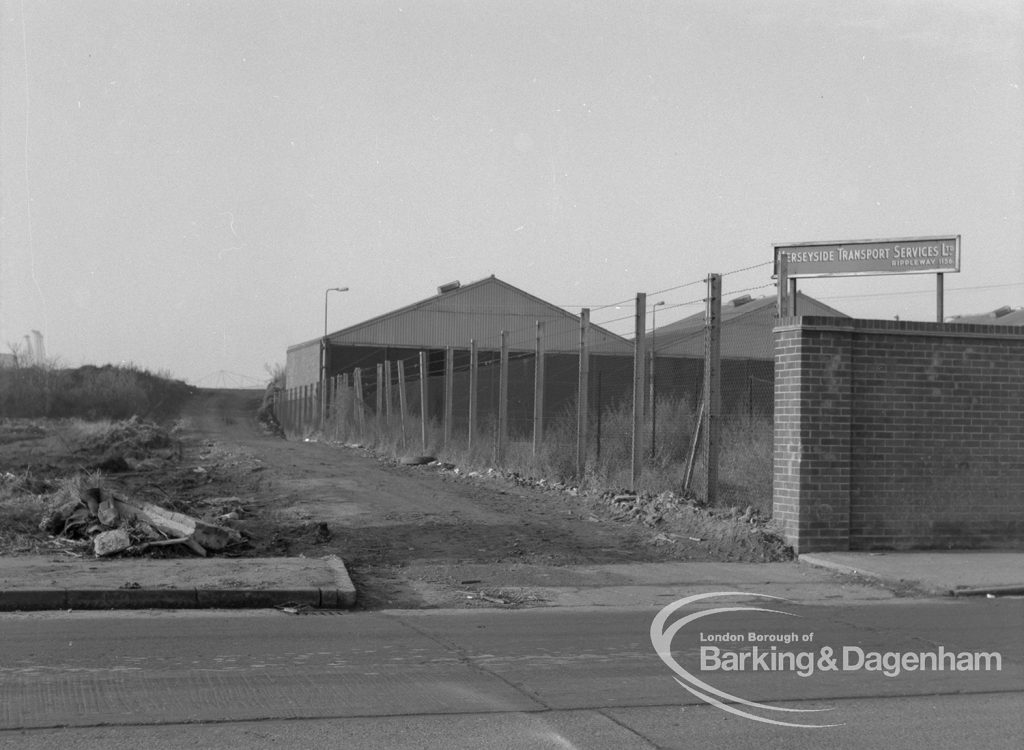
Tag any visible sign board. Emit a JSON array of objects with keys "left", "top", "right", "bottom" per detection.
[{"left": 774, "top": 236, "right": 960, "bottom": 279}]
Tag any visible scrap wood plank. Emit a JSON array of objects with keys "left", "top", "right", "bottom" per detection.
[{"left": 111, "top": 497, "right": 241, "bottom": 551}]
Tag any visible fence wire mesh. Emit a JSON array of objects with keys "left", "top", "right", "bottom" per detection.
[{"left": 272, "top": 268, "right": 777, "bottom": 509}]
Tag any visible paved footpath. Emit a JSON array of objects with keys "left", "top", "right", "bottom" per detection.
[{"left": 1, "top": 551, "right": 1022, "bottom": 611}]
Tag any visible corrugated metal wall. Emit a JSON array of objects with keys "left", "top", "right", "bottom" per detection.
[{"left": 285, "top": 340, "right": 320, "bottom": 389}]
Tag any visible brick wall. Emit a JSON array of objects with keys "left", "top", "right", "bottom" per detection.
[{"left": 774, "top": 317, "right": 1024, "bottom": 553}]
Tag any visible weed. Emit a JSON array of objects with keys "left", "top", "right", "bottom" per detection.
[{"left": 319, "top": 392, "right": 774, "bottom": 515}]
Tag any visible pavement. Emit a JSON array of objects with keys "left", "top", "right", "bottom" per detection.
[
  {"left": 798, "top": 550, "right": 1024, "bottom": 597},
  {"left": 0, "top": 554, "right": 356, "bottom": 611},
  {"left": 0, "top": 550, "right": 1021, "bottom": 611}
]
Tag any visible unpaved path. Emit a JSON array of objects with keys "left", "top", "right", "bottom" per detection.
[{"left": 178, "top": 389, "right": 722, "bottom": 608}]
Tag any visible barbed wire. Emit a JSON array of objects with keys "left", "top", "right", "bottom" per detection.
[
  {"left": 322, "top": 260, "right": 783, "bottom": 380},
  {"left": 721, "top": 260, "right": 773, "bottom": 276},
  {"left": 646, "top": 277, "right": 706, "bottom": 297},
  {"left": 818, "top": 281, "right": 1024, "bottom": 301},
  {"left": 720, "top": 282, "right": 775, "bottom": 297}
]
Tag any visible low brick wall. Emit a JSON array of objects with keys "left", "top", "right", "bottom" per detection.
[{"left": 773, "top": 317, "right": 1024, "bottom": 553}]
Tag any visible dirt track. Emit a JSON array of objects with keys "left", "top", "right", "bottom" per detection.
[
  {"left": 176, "top": 389, "right": 729, "bottom": 607},
  {"left": 1, "top": 389, "right": 776, "bottom": 609}
]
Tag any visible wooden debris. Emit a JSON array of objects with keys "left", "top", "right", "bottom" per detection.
[
  {"left": 42, "top": 484, "right": 243, "bottom": 558},
  {"left": 110, "top": 496, "right": 242, "bottom": 552}
]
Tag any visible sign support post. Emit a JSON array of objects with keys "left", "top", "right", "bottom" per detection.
[{"left": 776, "top": 252, "right": 789, "bottom": 318}]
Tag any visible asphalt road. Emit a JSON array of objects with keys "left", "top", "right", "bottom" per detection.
[{"left": 0, "top": 598, "right": 1020, "bottom": 749}]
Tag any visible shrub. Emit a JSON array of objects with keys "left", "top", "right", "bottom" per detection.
[{"left": 0, "top": 362, "right": 191, "bottom": 421}]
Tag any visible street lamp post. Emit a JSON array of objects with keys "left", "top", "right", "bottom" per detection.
[
  {"left": 650, "top": 300, "right": 665, "bottom": 459},
  {"left": 322, "top": 287, "right": 349, "bottom": 429}
]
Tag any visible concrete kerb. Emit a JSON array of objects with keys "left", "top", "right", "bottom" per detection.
[
  {"left": 951, "top": 584, "right": 1024, "bottom": 598},
  {"left": 797, "top": 552, "right": 1024, "bottom": 597},
  {"left": 797, "top": 554, "right": 887, "bottom": 579},
  {"left": 0, "top": 555, "right": 357, "bottom": 612}
]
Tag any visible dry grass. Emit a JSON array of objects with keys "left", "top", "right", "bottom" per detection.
[
  {"left": 0, "top": 469, "right": 82, "bottom": 553},
  {"left": 323, "top": 394, "right": 774, "bottom": 516}
]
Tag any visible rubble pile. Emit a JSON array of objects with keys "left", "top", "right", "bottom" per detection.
[
  {"left": 594, "top": 489, "right": 792, "bottom": 560},
  {"left": 40, "top": 485, "right": 244, "bottom": 558},
  {"left": 597, "top": 489, "right": 768, "bottom": 526}
]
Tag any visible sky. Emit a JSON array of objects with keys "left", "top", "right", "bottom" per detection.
[{"left": 1, "top": 0, "right": 1021, "bottom": 386}]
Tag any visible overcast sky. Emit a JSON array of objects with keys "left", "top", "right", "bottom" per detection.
[{"left": 1, "top": 0, "right": 1021, "bottom": 385}]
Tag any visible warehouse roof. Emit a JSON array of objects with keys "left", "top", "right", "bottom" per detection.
[
  {"left": 650, "top": 292, "right": 849, "bottom": 359},
  {"left": 289, "top": 275, "right": 635, "bottom": 355},
  {"left": 947, "top": 305, "right": 1024, "bottom": 326}
]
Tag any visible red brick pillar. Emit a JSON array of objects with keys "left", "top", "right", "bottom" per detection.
[{"left": 773, "top": 319, "right": 852, "bottom": 553}]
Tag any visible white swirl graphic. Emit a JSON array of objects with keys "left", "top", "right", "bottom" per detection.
[{"left": 650, "top": 591, "right": 842, "bottom": 728}]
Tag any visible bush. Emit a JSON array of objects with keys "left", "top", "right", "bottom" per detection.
[{"left": 0, "top": 363, "right": 192, "bottom": 421}]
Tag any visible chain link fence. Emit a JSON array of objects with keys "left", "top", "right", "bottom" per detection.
[{"left": 273, "top": 275, "right": 777, "bottom": 510}]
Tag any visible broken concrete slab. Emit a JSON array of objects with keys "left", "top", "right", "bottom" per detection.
[{"left": 93, "top": 528, "right": 132, "bottom": 557}]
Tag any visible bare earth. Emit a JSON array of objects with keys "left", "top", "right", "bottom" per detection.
[{"left": 2, "top": 389, "right": 786, "bottom": 609}]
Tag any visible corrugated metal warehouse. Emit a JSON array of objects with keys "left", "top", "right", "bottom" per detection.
[
  {"left": 285, "top": 280, "right": 849, "bottom": 433},
  {"left": 286, "top": 276, "right": 637, "bottom": 436},
  {"left": 651, "top": 292, "right": 847, "bottom": 359},
  {"left": 644, "top": 292, "right": 849, "bottom": 416}
]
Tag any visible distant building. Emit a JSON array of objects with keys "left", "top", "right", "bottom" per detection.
[
  {"left": 644, "top": 292, "right": 849, "bottom": 416},
  {"left": 650, "top": 292, "right": 848, "bottom": 359},
  {"left": 947, "top": 305, "right": 1024, "bottom": 327},
  {"left": 284, "top": 282, "right": 851, "bottom": 428},
  {"left": 285, "top": 275, "right": 636, "bottom": 435}
]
